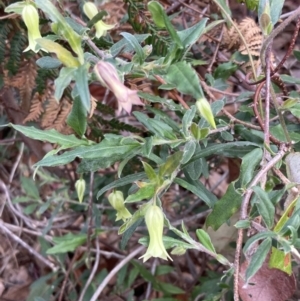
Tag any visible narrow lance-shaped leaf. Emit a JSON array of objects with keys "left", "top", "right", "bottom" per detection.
[
  {"left": 240, "top": 148, "right": 263, "bottom": 188},
  {"left": 245, "top": 238, "right": 272, "bottom": 284},
  {"left": 252, "top": 186, "right": 275, "bottom": 229}
]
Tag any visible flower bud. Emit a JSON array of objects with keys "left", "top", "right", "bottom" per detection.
[
  {"left": 108, "top": 191, "right": 132, "bottom": 221},
  {"left": 75, "top": 178, "right": 86, "bottom": 203},
  {"left": 22, "top": 4, "right": 42, "bottom": 52},
  {"left": 196, "top": 98, "right": 216, "bottom": 129},
  {"left": 140, "top": 205, "right": 172, "bottom": 262},
  {"left": 83, "top": 2, "right": 115, "bottom": 38},
  {"left": 94, "top": 61, "right": 144, "bottom": 114}
]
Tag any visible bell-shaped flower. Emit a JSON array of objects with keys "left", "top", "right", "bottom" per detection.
[
  {"left": 75, "top": 178, "right": 86, "bottom": 203},
  {"left": 94, "top": 61, "right": 144, "bottom": 114},
  {"left": 140, "top": 205, "right": 172, "bottom": 262},
  {"left": 108, "top": 191, "right": 132, "bottom": 221},
  {"left": 22, "top": 4, "right": 42, "bottom": 53},
  {"left": 83, "top": 2, "right": 115, "bottom": 38}
]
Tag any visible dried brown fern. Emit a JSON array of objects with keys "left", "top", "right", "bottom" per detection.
[
  {"left": 222, "top": 17, "right": 263, "bottom": 57},
  {"left": 41, "top": 96, "right": 72, "bottom": 133},
  {"left": 40, "top": 96, "right": 59, "bottom": 128},
  {"left": 23, "top": 92, "right": 45, "bottom": 123}
]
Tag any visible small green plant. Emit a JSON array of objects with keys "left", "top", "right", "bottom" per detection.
[{"left": 2, "top": 0, "right": 300, "bottom": 300}]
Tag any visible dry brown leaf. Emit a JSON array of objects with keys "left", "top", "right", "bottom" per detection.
[{"left": 239, "top": 259, "right": 296, "bottom": 301}]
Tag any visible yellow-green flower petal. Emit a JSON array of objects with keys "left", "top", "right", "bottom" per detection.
[
  {"left": 140, "top": 205, "right": 172, "bottom": 262},
  {"left": 83, "top": 2, "right": 115, "bottom": 38},
  {"left": 22, "top": 4, "right": 42, "bottom": 52},
  {"left": 108, "top": 191, "right": 132, "bottom": 221}
]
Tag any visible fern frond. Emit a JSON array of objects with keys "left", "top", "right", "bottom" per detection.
[
  {"left": 19, "top": 59, "right": 38, "bottom": 112},
  {"left": 52, "top": 98, "right": 72, "bottom": 132},
  {"left": 0, "top": 20, "right": 11, "bottom": 63},
  {"left": 41, "top": 96, "right": 60, "bottom": 128},
  {"left": 5, "top": 31, "right": 27, "bottom": 76},
  {"left": 96, "top": 102, "right": 115, "bottom": 115},
  {"left": 23, "top": 92, "right": 45, "bottom": 123}
]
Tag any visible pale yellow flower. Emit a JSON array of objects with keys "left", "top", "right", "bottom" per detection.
[
  {"left": 83, "top": 2, "right": 115, "bottom": 38},
  {"left": 94, "top": 61, "right": 144, "bottom": 114},
  {"left": 140, "top": 205, "right": 172, "bottom": 262},
  {"left": 22, "top": 4, "right": 42, "bottom": 52},
  {"left": 108, "top": 191, "right": 132, "bottom": 221}
]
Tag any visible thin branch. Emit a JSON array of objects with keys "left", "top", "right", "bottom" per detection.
[
  {"left": 90, "top": 246, "right": 145, "bottom": 301},
  {"left": 0, "top": 220, "right": 57, "bottom": 271},
  {"left": 78, "top": 237, "right": 101, "bottom": 301},
  {"left": 9, "top": 142, "right": 24, "bottom": 184},
  {"left": 233, "top": 145, "right": 289, "bottom": 301},
  {"left": 87, "top": 172, "right": 95, "bottom": 267},
  {"left": 261, "top": 7, "right": 300, "bottom": 71},
  {"left": 264, "top": 44, "right": 272, "bottom": 146}
]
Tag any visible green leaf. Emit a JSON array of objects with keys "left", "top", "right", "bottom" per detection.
[
  {"left": 270, "top": 0, "right": 284, "bottom": 25},
  {"left": 120, "top": 218, "right": 143, "bottom": 250},
  {"left": 206, "top": 183, "right": 242, "bottom": 230},
  {"left": 181, "top": 140, "right": 197, "bottom": 164},
  {"left": 147, "top": 1, "right": 165, "bottom": 28},
  {"left": 54, "top": 67, "right": 76, "bottom": 101},
  {"left": 125, "top": 184, "right": 156, "bottom": 203},
  {"left": 120, "top": 32, "right": 144, "bottom": 65},
  {"left": 196, "top": 229, "right": 216, "bottom": 253},
  {"left": 184, "top": 157, "right": 203, "bottom": 180},
  {"left": 36, "top": 56, "right": 62, "bottom": 69},
  {"left": 280, "top": 74, "right": 300, "bottom": 85},
  {"left": 139, "top": 236, "right": 193, "bottom": 250},
  {"left": 240, "top": 148, "right": 263, "bottom": 188},
  {"left": 142, "top": 161, "right": 158, "bottom": 182},
  {"left": 20, "top": 176, "right": 40, "bottom": 200},
  {"left": 164, "top": 62, "right": 203, "bottom": 99},
  {"left": 213, "top": 62, "right": 237, "bottom": 80},
  {"left": 74, "top": 64, "right": 90, "bottom": 113},
  {"left": 235, "top": 220, "right": 251, "bottom": 229},
  {"left": 214, "top": 0, "right": 232, "bottom": 25},
  {"left": 111, "top": 34, "right": 150, "bottom": 56},
  {"left": 147, "top": 107, "right": 181, "bottom": 132},
  {"left": 66, "top": 96, "right": 87, "bottom": 137},
  {"left": 269, "top": 247, "right": 292, "bottom": 275},
  {"left": 34, "top": 137, "right": 140, "bottom": 167},
  {"left": 147, "top": 1, "right": 183, "bottom": 48},
  {"left": 159, "top": 151, "right": 183, "bottom": 177},
  {"left": 97, "top": 171, "right": 147, "bottom": 199},
  {"left": 158, "top": 282, "right": 185, "bottom": 295},
  {"left": 252, "top": 186, "right": 275, "bottom": 229},
  {"left": 174, "top": 177, "right": 217, "bottom": 208},
  {"left": 138, "top": 92, "right": 183, "bottom": 111},
  {"left": 10, "top": 124, "right": 91, "bottom": 147},
  {"left": 177, "top": 18, "right": 208, "bottom": 47},
  {"left": 182, "top": 106, "right": 196, "bottom": 137},
  {"left": 47, "top": 233, "right": 87, "bottom": 254},
  {"left": 148, "top": 119, "right": 177, "bottom": 140},
  {"left": 294, "top": 50, "right": 300, "bottom": 61},
  {"left": 243, "top": 231, "right": 276, "bottom": 253},
  {"left": 185, "top": 142, "right": 259, "bottom": 166},
  {"left": 245, "top": 238, "right": 272, "bottom": 283}
]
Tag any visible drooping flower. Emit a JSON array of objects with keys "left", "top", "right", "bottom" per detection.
[
  {"left": 108, "top": 191, "right": 132, "bottom": 221},
  {"left": 22, "top": 4, "right": 42, "bottom": 53},
  {"left": 75, "top": 178, "right": 86, "bottom": 203},
  {"left": 94, "top": 61, "right": 144, "bottom": 114},
  {"left": 140, "top": 205, "right": 172, "bottom": 262},
  {"left": 83, "top": 2, "right": 115, "bottom": 38}
]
